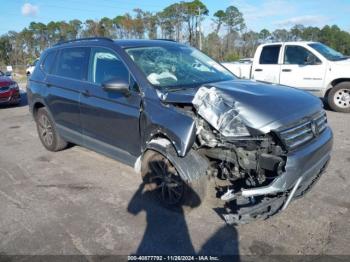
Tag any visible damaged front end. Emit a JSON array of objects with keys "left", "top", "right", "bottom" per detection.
[{"left": 190, "top": 86, "right": 332, "bottom": 224}]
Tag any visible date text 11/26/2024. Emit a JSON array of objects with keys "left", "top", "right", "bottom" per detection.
[{"left": 128, "top": 256, "right": 220, "bottom": 261}]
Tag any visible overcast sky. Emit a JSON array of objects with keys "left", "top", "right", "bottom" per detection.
[{"left": 1, "top": 0, "right": 349, "bottom": 34}]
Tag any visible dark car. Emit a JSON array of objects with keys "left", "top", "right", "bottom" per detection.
[
  {"left": 0, "top": 71, "right": 20, "bottom": 106},
  {"left": 27, "top": 38, "right": 333, "bottom": 224}
]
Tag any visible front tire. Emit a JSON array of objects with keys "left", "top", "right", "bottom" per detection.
[
  {"left": 141, "top": 150, "right": 207, "bottom": 211},
  {"left": 35, "top": 108, "right": 68, "bottom": 151},
  {"left": 328, "top": 82, "right": 350, "bottom": 113}
]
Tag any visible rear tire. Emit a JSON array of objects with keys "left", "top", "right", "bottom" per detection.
[
  {"left": 327, "top": 82, "right": 350, "bottom": 113},
  {"left": 141, "top": 149, "right": 207, "bottom": 211},
  {"left": 35, "top": 108, "right": 68, "bottom": 152}
]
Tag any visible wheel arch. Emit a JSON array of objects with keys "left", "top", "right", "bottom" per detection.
[
  {"left": 32, "top": 100, "right": 46, "bottom": 118},
  {"left": 144, "top": 131, "right": 183, "bottom": 156},
  {"left": 141, "top": 137, "right": 208, "bottom": 182},
  {"left": 31, "top": 99, "right": 57, "bottom": 124},
  {"left": 326, "top": 78, "right": 350, "bottom": 98}
]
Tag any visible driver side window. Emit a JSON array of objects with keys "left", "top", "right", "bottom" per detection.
[
  {"left": 89, "top": 48, "right": 129, "bottom": 85},
  {"left": 284, "top": 46, "right": 321, "bottom": 65}
]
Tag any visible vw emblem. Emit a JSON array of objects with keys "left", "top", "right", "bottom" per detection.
[{"left": 311, "top": 120, "right": 319, "bottom": 137}]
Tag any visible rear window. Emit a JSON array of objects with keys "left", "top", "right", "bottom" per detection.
[
  {"left": 259, "top": 45, "right": 281, "bottom": 64},
  {"left": 42, "top": 51, "right": 57, "bottom": 73},
  {"left": 53, "top": 47, "right": 90, "bottom": 81}
]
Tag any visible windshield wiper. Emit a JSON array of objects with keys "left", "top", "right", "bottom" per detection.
[
  {"left": 164, "top": 85, "right": 198, "bottom": 92},
  {"left": 163, "top": 78, "right": 233, "bottom": 93}
]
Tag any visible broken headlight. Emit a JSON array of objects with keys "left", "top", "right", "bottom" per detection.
[
  {"left": 218, "top": 109, "right": 250, "bottom": 137},
  {"left": 193, "top": 86, "right": 250, "bottom": 137}
]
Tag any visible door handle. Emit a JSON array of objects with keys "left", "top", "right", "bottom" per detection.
[
  {"left": 255, "top": 69, "right": 263, "bottom": 72},
  {"left": 82, "top": 90, "right": 90, "bottom": 97},
  {"left": 45, "top": 83, "right": 52, "bottom": 88},
  {"left": 282, "top": 69, "right": 292, "bottom": 72}
]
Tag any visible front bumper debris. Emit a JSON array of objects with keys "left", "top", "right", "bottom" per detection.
[
  {"left": 241, "top": 127, "right": 333, "bottom": 197},
  {"left": 219, "top": 158, "right": 329, "bottom": 225},
  {"left": 217, "top": 127, "right": 333, "bottom": 225}
]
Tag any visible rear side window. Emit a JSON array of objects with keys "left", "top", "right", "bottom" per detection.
[
  {"left": 42, "top": 51, "right": 57, "bottom": 73},
  {"left": 53, "top": 47, "right": 90, "bottom": 81},
  {"left": 89, "top": 47, "right": 129, "bottom": 85},
  {"left": 260, "top": 45, "right": 281, "bottom": 64}
]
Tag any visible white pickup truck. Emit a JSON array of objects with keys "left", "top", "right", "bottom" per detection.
[{"left": 222, "top": 42, "right": 350, "bottom": 112}]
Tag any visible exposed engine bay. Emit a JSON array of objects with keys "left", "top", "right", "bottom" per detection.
[
  {"left": 156, "top": 85, "right": 330, "bottom": 224},
  {"left": 189, "top": 86, "right": 290, "bottom": 223},
  {"left": 192, "top": 87, "right": 286, "bottom": 188}
]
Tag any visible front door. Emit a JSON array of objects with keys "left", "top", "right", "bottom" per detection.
[
  {"left": 80, "top": 47, "right": 141, "bottom": 161},
  {"left": 279, "top": 45, "right": 326, "bottom": 92}
]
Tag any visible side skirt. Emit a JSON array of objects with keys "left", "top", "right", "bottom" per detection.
[{"left": 57, "top": 124, "right": 138, "bottom": 167}]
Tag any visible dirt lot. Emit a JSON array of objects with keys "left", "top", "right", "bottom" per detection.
[{"left": 0, "top": 86, "right": 349, "bottom": 257}]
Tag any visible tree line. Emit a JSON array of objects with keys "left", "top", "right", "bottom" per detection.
[{"left": 1, "top": 0, "right": 350, "bottom": 67}]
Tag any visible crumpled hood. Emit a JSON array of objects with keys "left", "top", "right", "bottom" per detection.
[{"left": 160, "top": 79, "right": 323, "bottom": 133}]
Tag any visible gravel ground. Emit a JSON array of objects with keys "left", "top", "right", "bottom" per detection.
[{"left": 0, "top": 86, "right": 349, "bottom": 257}]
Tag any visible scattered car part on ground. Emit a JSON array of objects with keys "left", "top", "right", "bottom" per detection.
[
  {"left": 27, "top": 38, "right": 333, "bottom": 224},
  {"left": 222, "top": 41, "right": 350, "bottom": 113}
]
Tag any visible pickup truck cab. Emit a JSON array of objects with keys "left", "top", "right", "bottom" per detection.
[{"left": 222, "top": 42, "right": 350, "bottom": 112}]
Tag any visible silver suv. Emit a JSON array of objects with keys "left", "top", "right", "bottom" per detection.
[{"left": 28, "top": 38, "right": 333, "bottom": 224}]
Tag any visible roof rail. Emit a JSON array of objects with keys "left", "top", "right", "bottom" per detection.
[
  {"left": 155, "top": 38, "right": 177, "bottom": 42},
  {"left": 54, "top": 37, "right": 114, "bottom": 46}
]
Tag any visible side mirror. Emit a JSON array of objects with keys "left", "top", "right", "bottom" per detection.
[
  {"left": 5, "top": 71, "right": 12, "bottom": 77},
  {"left": 102, "top": 78, "right": 130, "bottom": 96},
  {"left": 305, "top": 54, "right": 319, "bottom": 65}
]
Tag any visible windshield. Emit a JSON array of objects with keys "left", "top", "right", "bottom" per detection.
[
  {"left": 125, "top": 45, "right": 235, "bottom": 90},
  {"left": 309, "top": 43, "right": 347, "bottom": 61}
]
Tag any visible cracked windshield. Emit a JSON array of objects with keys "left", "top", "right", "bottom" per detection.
[{"left": 126, "top": 45, "right": 235, "bottom": 89}]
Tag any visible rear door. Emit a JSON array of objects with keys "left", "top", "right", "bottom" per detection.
[
  {"left": 279, "top": 45, "right": 326, "bottom": 91},
  {"left": 45, "top": 47, "right": 90, "bottom": 142},
  {"left": 252, "top": 45, "right": 282, "bottom": 84},
  {"left": 80, "top": 47, "right": 141, "bottom": 159}
]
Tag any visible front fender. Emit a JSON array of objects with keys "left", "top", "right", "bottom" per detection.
[{"left": 141, "top": 99, "right": 196, "bottom": 157}]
